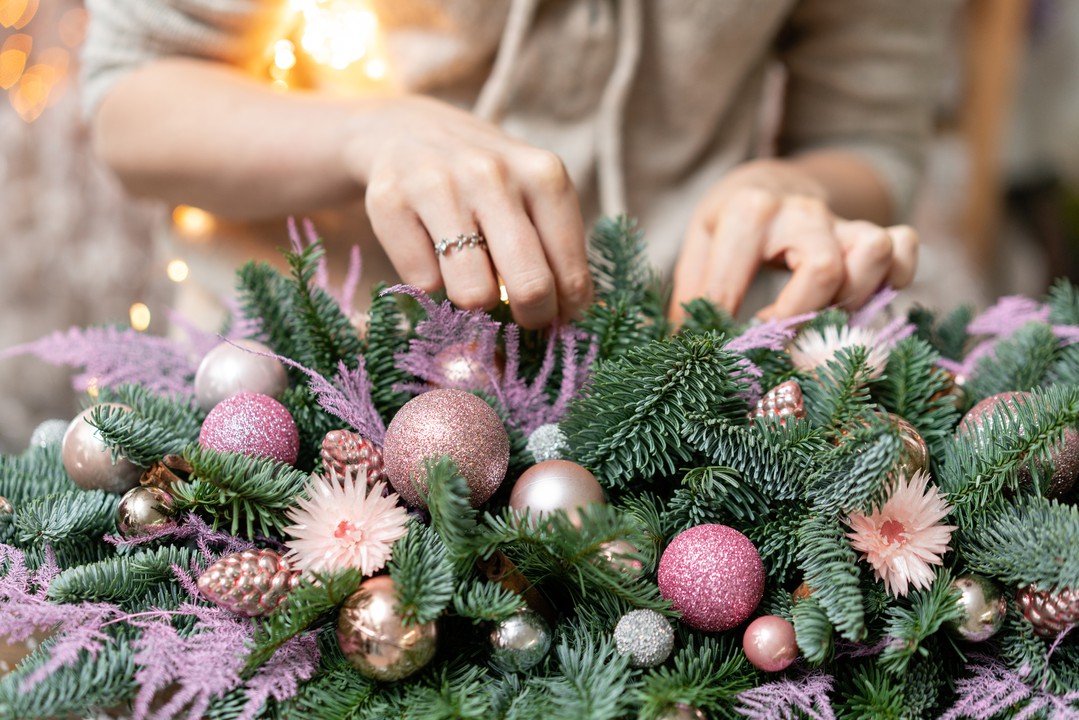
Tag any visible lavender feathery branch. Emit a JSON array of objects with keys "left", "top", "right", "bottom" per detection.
[
  {"left": 939, "top": 657, "right": 1079, "bottom": 720},
  {"left": 288, "top": 217, "right": 363, "bottom": 316},
  {"left": 735, "top": 671, "right": 836, "bottom": 720}
]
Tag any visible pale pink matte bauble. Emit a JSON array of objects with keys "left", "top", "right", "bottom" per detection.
[{"left": 742, "top": 615, "right": 799, "bottom": 672}]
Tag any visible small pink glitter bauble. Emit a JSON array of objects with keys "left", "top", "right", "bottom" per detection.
[
  {"left": 382, "top": 389, "right": 509, "bottom": 509},
  {"left": 742, "top": 615, "right": 799, "bottom": 672},
  {"left": 199, "top": 392, "right": 299, "bottom": 465},
  {"left": 658, "top": 524, "right": 764, "bottom": 632}
]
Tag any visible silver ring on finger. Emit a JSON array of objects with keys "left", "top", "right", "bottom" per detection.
[{"left": 434, "top": 232, "right": 487, "bottom": 257}]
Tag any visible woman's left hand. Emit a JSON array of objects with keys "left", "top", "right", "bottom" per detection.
[{"left": 669, "top": 159, "right": 918, "bottom": 322}]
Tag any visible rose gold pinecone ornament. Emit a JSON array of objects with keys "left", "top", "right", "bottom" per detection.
[
  {"left": 321, "top": 430, "right": 387, "bottom": 486},
  {"left": 197, "top": 549, "right": 300, "bottom": 617},
  {"left": 748, "top": 380, "right": 807, "bottom": 425},
  {"left": 1016, "top": 584, "right": 1079, "bottom": 637}
]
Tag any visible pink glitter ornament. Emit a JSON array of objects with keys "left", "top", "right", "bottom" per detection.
[
  {"left": 382, "top": 389, "right": 509, "bottom": 509},
  {"left": 199, "top": 392, "right": 300, "bottom": 465},
  {"left": 658, "top": 524, "right": 764, "bottom": 632}
]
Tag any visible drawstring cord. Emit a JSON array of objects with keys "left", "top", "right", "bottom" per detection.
[{"left": 474, "top": 0, "right": 541, "bottom": 122}]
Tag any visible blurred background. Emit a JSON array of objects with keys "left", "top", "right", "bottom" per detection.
[{"left": 0, "top": 0, "right": 1076, "bottom": 453}]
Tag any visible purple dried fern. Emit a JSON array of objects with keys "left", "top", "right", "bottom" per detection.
[
  {"left": 288, "top": 217, "right": 363, "bottom": 316},
  {"left": 105, "top": 512, "right": 254, "bottom": 560},
  {"left": 239, "top": 633, "right": 320, "bottom": 720},
  {"left": 940, "top": 657, "right": 1079, "bottom": 720},
  {"left": 736, "top": 671, "right": 836, "bottom": 720}
]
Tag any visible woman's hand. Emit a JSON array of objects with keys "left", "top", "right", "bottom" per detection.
[
  {"left": 344, "top": 95, "right": 593, "bottom": 329},
  {"left": 669, "top": 159, "right": 918, "bottom": 322}
]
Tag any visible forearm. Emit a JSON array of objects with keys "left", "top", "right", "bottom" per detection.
[{"left": 92, "top": 58, "right": 367, "bottom": 218}]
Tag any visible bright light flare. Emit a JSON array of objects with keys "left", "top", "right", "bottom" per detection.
[{"left": 129, "top": 303, "right": 152, "bottom": 332}]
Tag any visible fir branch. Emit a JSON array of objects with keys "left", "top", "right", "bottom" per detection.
[
  {"left": 878, "top": 570, "right": 963, "bottom": 675},
  {"left": 909, "top": 304, "right": 972, "bottom": 362},
  {"left": 805, "top": 415, "right": 900, "bottom": 516},
  {"left": 743, "top": 503, "right": 808, "bottom": 587},
  {"left": 797, "top": 514, "right": 865, "bottom": 642},
  {"left": 536, "top": 631, "right": 635, "bottom": 720},
  {"left": 563, "top": 332, "right": 749, "bottom": 489},
  {"left": 423, "top": 458, "right": 484, "bottom": 575},
  {"left": 965, "top": 322, "right": 1059, "bottom": 402},
  {"left": 832, "top": 663, "right": 910, "bottom": 720},
  {"left": 15, "top": 489, "right": 117, "bottom": 552},
  {"left": 173, "top": 444, "right": 310, "bottom": 537},
  {"left": 800, "top": 345, "right": 875, "bottom": 431},
  {"left": 46, "top": 545, "right": 198, "bottom": 605},
  {"left": 677, "top": 297, "right": 740, "bottom": 338},
  {"left": 237, "top": 260, "right": 299, "bottom": 361},
  {"left": 963, "top": 496, "right": 1079, "bottom": 589},
  {"left": 363, "top": 282, "right": 414, "bottom": 418},
  {"left": 89, "top": 402, "right": 191, "bottom": 467},
  {"left": 279, "top": 652, "right": 379, "bottom": 720},
  {"left": 664, "top": 466, "right": 771, "bottom": 531},
  {"left": 389, "top": 521, "right": 455, "bottom": 626},
  {"left": 245, "top": 569, "right": 363, "bottom": 673},
  {"left": 791, "top": 596, "right": 834, "bottom": 665},
  {"left": 0, "top": 445, "right": 73, "bottom": 507},
  {"left": 398, "top": 662, "right": 497, "bottom": 720},
  {"left": 637, "top": 634, "right": 757, "bottom": 719},
  {"left": 451, "top": 577, "right": 526, "bottom": 623}
]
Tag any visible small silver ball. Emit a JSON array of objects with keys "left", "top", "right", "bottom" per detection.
[
  {"left": 525, "top": 423, "right": 568, "bottom": 463},
  {"left": 947, "top": 574, "right": 1006, "bottom": 642},
  {"left": 194, "top": 339, "right": 288, "bottom": 412},
  {"left": 614, "top": 609, "right": 674, "bottom": 668},
  {"left": 30, "top": 419, "right": 69, "bottom": 450},
  {"left": 489, "top": 609, "right": 551, "bottom": 672}
]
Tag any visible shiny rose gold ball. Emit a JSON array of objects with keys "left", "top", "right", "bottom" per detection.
[
  {"left": 743, "top": 615, "right": 799, "bottom": 672},
  {"left": 508, "top": 460, "right": 606, "bottom": 527}
]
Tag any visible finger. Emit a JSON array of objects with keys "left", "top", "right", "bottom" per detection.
[
  {"left": 885, "top": 225, "right": 919, "bottom": 288},
  {"left": 365, "top": 176, "right": 443, "bottom": 293},
  {"left": 698, "top": 189, "right": 777, "bottom": 316},
  {"left": 833, "top": 220, "right": 894, "bottom": 310},
  {"left": 757, "top": 197, "right": 844, "bottom": 320},
  {"left": 519, "top": 151, "right": 593, "bottom": 323},
  {"left": 669, "top": 221, "right": 712, "bottom": 324}
]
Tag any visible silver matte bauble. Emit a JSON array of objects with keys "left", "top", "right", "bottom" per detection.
[
  {"left": 489, "top": 609, "right": 552, "bottom": 672},
  {"left": 614, "top": 609, "right": 674, "bottom": 668},
  {"left": 117, "top": 486, "right": 177, "bottom": 537},
  {"left": 61, "top": 405, "right": 143, "bottom": 493},
  {"left": 947, "top": 574, "right": 1006, "bottom": 642},
  {"left": 29, "top": 419, "right": 69, "bottom": 450},
  {"left": 194, "top": 339, "right": 288, "bottom": 412}
]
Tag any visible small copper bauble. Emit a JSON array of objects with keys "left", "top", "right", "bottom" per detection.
[
  {"left": 489, "top": 609, "right": 552, "bottom": 672},
  {"left": 508, "top": 459, "right": 606, "bottom": 528},
  {"left": 743, "top": 615, "right": 799, "bottom": 672},
  {"left": 383, "top": 389, "right": 510, "bottom": 509},
  {"left": 194, "top": 339, "right": 288, "bottom": 412},
  {"left": 596, "top": 539, "right": 643, "bottom": 576},
  {"left": 791, "top": 582, "right": 814, "bottom": 604},
  {"left": 61, "top": 404, "right": 143, "bottom": 493},
  {"left": 117, "top": 486, "right": 177, "bottom": 537},
  {"left": 892, "top": 415, "right": 929, "bottom": 477},
  {"left": 0, "top": 496, "right": 12, "bottom": 518},
  {"left": 656, "top": 704, "right": 707, "bottom": 720},
  {"left": 1016, "top": 584, "right": 1079, "bottom": 637},
  {"left": 748, "top": 380, "right": 807, "bottom": 425},
  {"left": 945, "top": 574, "right": 1006, "bottom": 642},
  {"left": 337, "top": 575, "right": 438, "bottom": 681},
  {"left": 930, "top": 368, "right": 967, "bottom": 410},
  {"left": 198, "top": 549, "right": 299, "bottom": 617}
]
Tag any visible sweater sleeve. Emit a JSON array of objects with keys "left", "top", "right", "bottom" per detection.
[
  {"left": 776, "top": 0, "right": 959, "bottom": 221},
  {"left": 81, "top": 0, "right": 293, "bottom": 118}
]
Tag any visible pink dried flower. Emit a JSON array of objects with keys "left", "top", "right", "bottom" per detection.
[
  {"left": 790, "top": 325, "right": 891, "bottom": 378},
  {"left": 283, "top": 469, "right": 409, "bottom": 575},
  {"left": 845, "top": 470, "right": 956, "bottom": 597}
]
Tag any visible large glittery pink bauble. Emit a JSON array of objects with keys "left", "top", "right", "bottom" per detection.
[
  {"left": 384, "top": 390, "right": 509, "bottom": 509},
  {"left": 959, "top": 390, "right": 1079, "bottom": 499},
  {"left": 199, "top": 392, "right": 299, "bottom": 465},
  {"left": 743, "top": 615, "right": 799, "bottom": 672},
  {"left": 61, "top": 404, "right": 143, "bottom": 493},
  {"left": 658, "top": 524, "right": 764, "bottom": 631},
  {"left": 382, "top": 389, "right": 509, "bottom": 509},
  {"left": 194, "top": 339, "right": 288, "bottom": 412}
]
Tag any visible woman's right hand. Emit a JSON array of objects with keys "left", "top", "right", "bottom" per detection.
[{"left": 343, "top": 95, "right": 593, "bottom": 329}]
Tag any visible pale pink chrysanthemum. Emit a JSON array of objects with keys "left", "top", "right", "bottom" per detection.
[
  {"left": 845, "top": 470, "right": 956, "bottom": 597},
  {"left": 284, "top": 469, "right": 409, "bottom": 576},
  {"left": 789, "top": 326, "right": 889, "bottom": 378}
]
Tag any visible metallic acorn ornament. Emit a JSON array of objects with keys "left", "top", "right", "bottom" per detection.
[
  {"left": 743, "top": 615, "right": 799, "bottom": 672},
  {"left": 614, "top": 609, "right": 674, "bottom": 668},
  {"left": 1017, "top": 584, "right": 1079, "bottom": 637},
  {"left": 892, "top": 415, "right": 930, "bottom": 477},
  {"left": 748, "top": 380, "right": 807, "bottom": 425},
  {"left": 508, "top": 459, "right": 606, "bottom": 528},
  {"left": 117, "top": 486, "right": 177, "bottom": 538},
  {"left": 489, "top": 609, "right": 552, "bottom": 672},
  {"left": 337, "top": 575, "right": 438, "bottom": 681},
  {"left": 194, "top": 339, "right": 288, "bottom": 412},
  {"left": 197, "top": 549, "right": 299, "bottom": 617},
  {"left": 320, "top": 429, "right": 388, "bottom": 487},
  {"left": 946, "top": 574, "right": 1007, "bottom": 642},
  {"left": 61, "top": 404, "right": 143, "bottom": 493},
  {"left": 656, "top": 704, "right": 707, "bottom": 720},
  {"left": 29, "top": 419, "right": 69, "bottom": 450}
]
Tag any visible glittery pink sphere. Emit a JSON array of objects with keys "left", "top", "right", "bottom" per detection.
[
  {"left": 743, "top": 615, "right": 799, "bottom": 672},
  {"left": 199, "top": 392, "right": 299, "bottom": 465},
  {"left": 658, "top": 524, "right": 764, "bottom": 631},
  {"left": 382, "top": 389, "right": 509, "bottom": 509}
]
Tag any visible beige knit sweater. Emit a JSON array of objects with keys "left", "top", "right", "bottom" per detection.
[{"left": 82, "top": 0, "right": 956, "bottom": 283}]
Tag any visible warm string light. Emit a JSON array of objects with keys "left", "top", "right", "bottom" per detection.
[
  {"left": 2, "top": 3, "right": 80, "bottom": 123},
  {"left": 172, "top": 205, "right": 214, "bottom": 238},
  {"left": 272, "top": 0, "right": 390, "bottom": 88},
  {"left": 129, "top": 303, "right": 152, "bottom": 332},
  {"left": 166, "top": 259, "right": 190, "bottom": 283}
]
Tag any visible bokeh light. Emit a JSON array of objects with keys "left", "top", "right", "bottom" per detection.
[{"left": 129, "top": 303, "right": 152, "bottom": 332}]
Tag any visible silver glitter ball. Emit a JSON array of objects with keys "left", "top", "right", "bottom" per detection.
[
  {"left": 489, "top": 609, "right": 551, "bottom": 672},
  {"left": 614, "top": 609, "right": 674, "bottom": 667},
  {"left": 30, "top": 419, "right": 69, "bottom": 450},
  {"left": 525, "top": 423, "right": 568, "bottom": 463}
]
